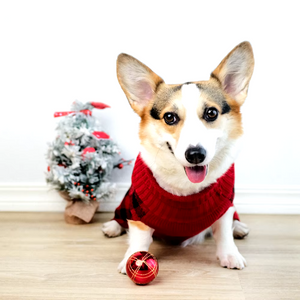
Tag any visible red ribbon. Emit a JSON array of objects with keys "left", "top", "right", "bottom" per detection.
[
  {"left": 54, "top": 102, "right": 110, "bottom": 118},
  {"left": 92, "top": 131, "right": 110, "bottom": 139},
  {"left": 91, "top": 102, "right": 110, "bottom": 109},
  {"left": 54, "top": 109, "right": 92, "bottom": 118}
]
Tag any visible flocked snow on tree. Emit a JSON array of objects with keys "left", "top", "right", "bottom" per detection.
[{"left": 46, "top": 101, "right": 130, "bottom": 203}]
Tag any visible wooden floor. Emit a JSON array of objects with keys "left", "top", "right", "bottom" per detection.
[{"left": 0, "top": 213, "right": 299, "bottom": 300}]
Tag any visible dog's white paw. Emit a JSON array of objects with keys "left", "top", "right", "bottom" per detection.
[
  {"left": 217, "top": 247, "right": 247, "bottom": 270},
  {"left": 102, "top": 220, "right": 124, "bottom": 237},
  {"left": 233, "top": 220, "right": 249, "bottom": 239},
  {"left": 117, "top": 257, "right": 127, "bottom": 274}
]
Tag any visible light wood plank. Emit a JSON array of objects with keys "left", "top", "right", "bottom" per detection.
[{"left": 0, "top": 213, "right": 299, "bottom": 299}]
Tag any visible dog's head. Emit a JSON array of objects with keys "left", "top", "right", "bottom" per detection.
[{"left": 117, "top": 42, "right": 254, "bottom": 184}]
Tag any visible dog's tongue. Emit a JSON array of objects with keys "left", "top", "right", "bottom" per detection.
[{"left": 184, "top": 165, "right": 207, "bottom": 183}]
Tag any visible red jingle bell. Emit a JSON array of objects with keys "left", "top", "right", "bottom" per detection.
[{"left": 126, "top": 251, "right": 159, "bottom": 285}]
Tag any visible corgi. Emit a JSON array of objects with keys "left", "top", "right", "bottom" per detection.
[{"left": 102, "top": 41, "right": 254, "bottom": 273}]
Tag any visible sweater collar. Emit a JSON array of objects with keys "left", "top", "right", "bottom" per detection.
[{"left": 131, "top": 154, "right": 235, "bottom": 209}]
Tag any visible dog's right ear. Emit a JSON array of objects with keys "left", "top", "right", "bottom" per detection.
[
  {"left": 211, "top": 42, "right": 254, "bottom": 106},
  {"left": 117, "top": 54, "right": 164, "bottom": 116}
]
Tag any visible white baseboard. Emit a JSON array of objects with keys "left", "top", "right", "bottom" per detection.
[{"left": 0, "top": 183, "right": 299, "bottom": 214}]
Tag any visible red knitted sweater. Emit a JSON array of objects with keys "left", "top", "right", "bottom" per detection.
[{"left": 113, "top": 155, "right": 239, "bottom": 244}]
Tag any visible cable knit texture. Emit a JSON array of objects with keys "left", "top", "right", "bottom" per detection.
[{"left": 113, "top": 154, "right": 239, "bottom": 244}]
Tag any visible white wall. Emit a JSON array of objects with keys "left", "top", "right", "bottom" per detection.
[{"left": 0, "top": 1, "right": 299, "bottom": 213}]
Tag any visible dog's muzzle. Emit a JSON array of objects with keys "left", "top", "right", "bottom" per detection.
[{"left": 185, "top": 146, "right": 206, "bottom": 164}]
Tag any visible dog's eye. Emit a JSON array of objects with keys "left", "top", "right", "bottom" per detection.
[
  {"left": 163, "top": 112, "right": 180, "bottom": 125},
  {"left": 204, "top": 107, "right": 219, "bottom": 122}
]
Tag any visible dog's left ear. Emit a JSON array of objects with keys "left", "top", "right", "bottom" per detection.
[
  {"left": 117, "top": 53, "right": 164, "bottom": 116},
  {"left": 211, "top": 41, "right": 254, "bottom": 106}
]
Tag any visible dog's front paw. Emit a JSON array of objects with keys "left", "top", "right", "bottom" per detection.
[
  {"left": 217, "top": 247, "right": 247, "bottom": 270},
  {"left": 102, "top": 220, "right": 124, "bottom": 238},
  {"left": 117, "top": 257, "right": 128, "bottom": 274}
]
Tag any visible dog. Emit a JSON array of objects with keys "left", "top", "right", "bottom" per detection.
[{"left": 102, "top": 41, "right": 254, "bottom": 273}]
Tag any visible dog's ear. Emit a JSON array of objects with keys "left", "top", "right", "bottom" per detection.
[
  {"left": 117, "top": 53, "right": 164, "bottom": 116},
  {"left": 211, "top": 41, "right": 254, "bottom": 106}
]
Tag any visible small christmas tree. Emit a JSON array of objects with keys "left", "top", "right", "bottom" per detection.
[{"left": 46, "top": 101, "right": 130, "bottom": 223}]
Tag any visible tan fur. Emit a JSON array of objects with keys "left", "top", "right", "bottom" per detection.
[
  {"left": 127, "top": 220, "right": 150, "bottom": 231},
  {"left": 138, "top": 86, "right": 183, "bottom": 148},
  {"left": 226, "top": 98, "right": 243, "bottom": 140},
  {"left": 194, "top": 80, "right": 244, "bottom": 140},
  {"left": 160, "top": 100, "right": 186, "bottom": 144}
]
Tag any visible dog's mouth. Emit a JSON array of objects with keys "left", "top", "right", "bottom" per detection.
[
  {"left": 184, "top": 165, "right": 208, "bottom": 183},
  {"left": 166, "top": 142, "right": 208, "bottom": 183}
]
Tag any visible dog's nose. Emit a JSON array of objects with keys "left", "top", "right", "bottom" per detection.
[{"left": 185, "top": 147, "right": 206, "bottom": 164}]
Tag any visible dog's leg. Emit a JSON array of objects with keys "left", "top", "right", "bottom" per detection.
[
  {"left": 118, "top": 220, "right": 154, "bottom": 274},
  {"left": 233, "top": 220, "right": 249, "bottom": 239},
  {"left": 102, "top": 220, "right": 125, "bottom": 237},
  {"left": 181, "top": 227, "right": 212, "bottom": 247},
  {"left": 212, "top": 206, "right": 247, "bottom": 269}
]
